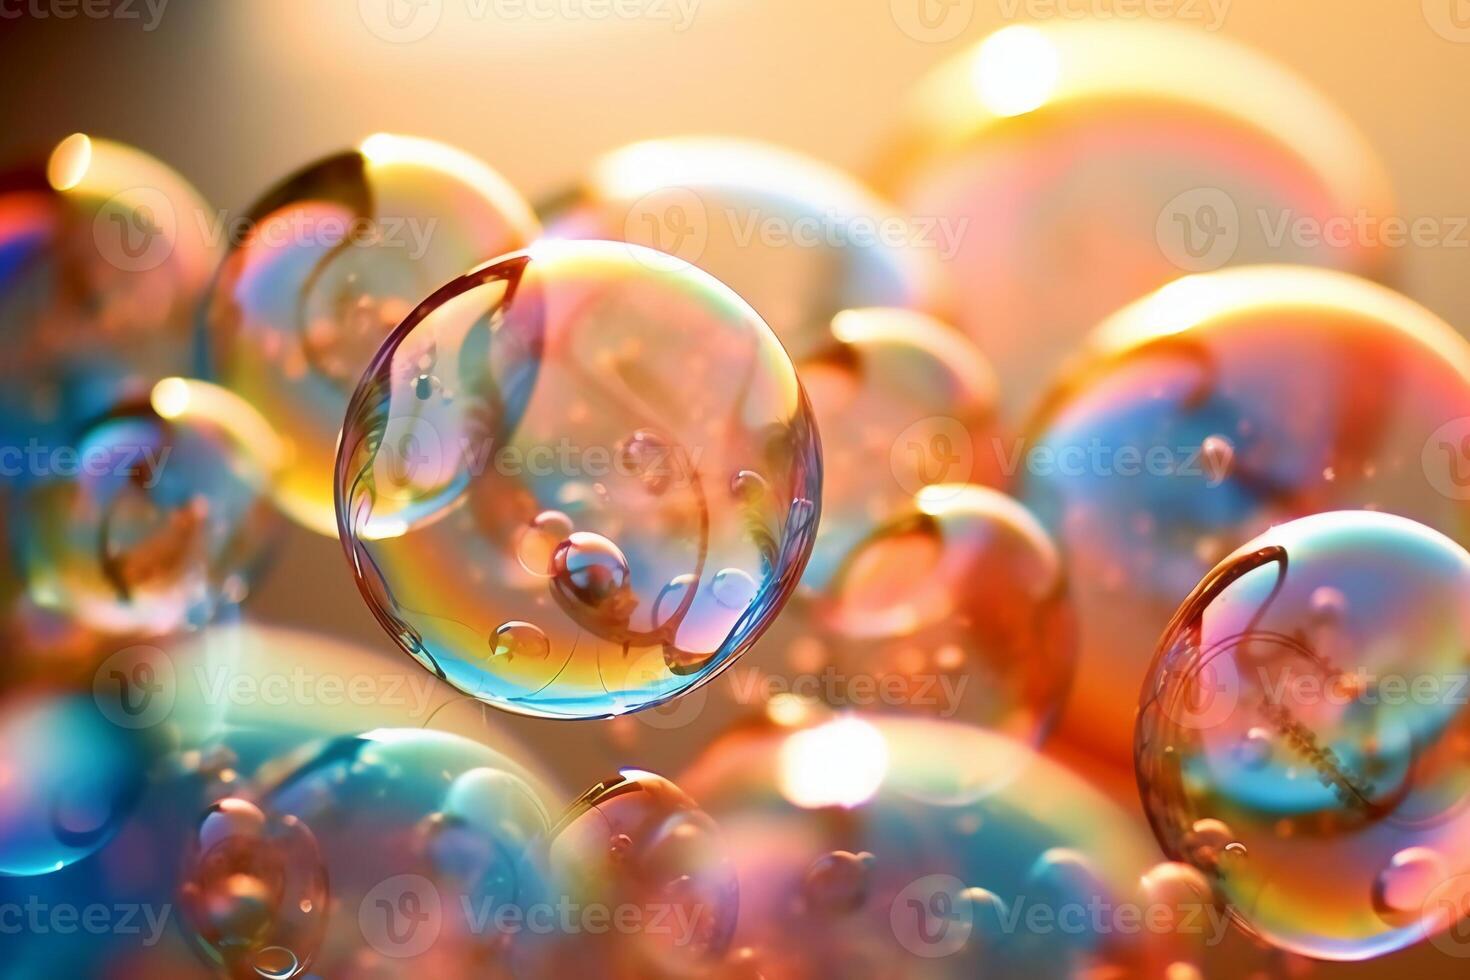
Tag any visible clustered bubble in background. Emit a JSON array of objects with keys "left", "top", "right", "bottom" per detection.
[{"left": 1, "top": 12, "right": 1469, "bottom": 980}]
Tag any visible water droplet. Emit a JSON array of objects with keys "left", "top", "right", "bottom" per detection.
[
  {"left": 618, "top": 428, "right": 677, "bottom": 495},
  {"left": 414, "top": 374, "right": 438, "bottom": 400},
  {"left": 252, "top": 945, "right": 300, "bottom": 980},
  {"left": 802, "top": 850, "right": 874, "bottom": 915},
  {"left": 550, "top": 532, "right": 633, "bottom": 632},
  {"left": 1372, "top": 847, "right": 1448, "bottom": 925},
  {"left": 490, "top": 622, "right": 549, "bottom": 662},
  {"left": 711, "top": 567, "right": 758, "bottom": 610},
  {"left": 1201, "top": 435, "right": 1234, "bottom": 483},
  {"left": 1234, "top": 727, "right": 1273, "bottom": 769},
  {"left": 515, "top": 510, "right": 573, "bottom": 577}
]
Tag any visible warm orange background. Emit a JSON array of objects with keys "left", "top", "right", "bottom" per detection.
[{"left": 3, "top": 3, "right": 1468, "bottom": 976}]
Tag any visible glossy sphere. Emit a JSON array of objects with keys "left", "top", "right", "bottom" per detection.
[
  {"left": 877, "top": 22, "right": 1394, "bottom": 412},
  {"left": 237, "top": 729, "right": 552, "bottom": 974},
  {"left": 528, "top": 769, "right": 739, "bottom": 977},
  {"left": 180, "top": 797, "right": 327, "bottom": 979},
  {"left": 797, "top": 308, "right": 1002, "bottom": 591},
  {"left": 14, "top": 379, "right": 281, "bottom": 638},
  {"left": 679, "top": 711, "right": 1203, "bottom": 979},
  {"left": 202, "top": 134, "right": 539, "bottom": 535},
  {"left": 1136, "top": 512, "right": 1470, "bottom": 961},
  {"left": 1019, "top": 267, "right": 1470, "bottom": 765},
  {"left": 815, "top": 485, "right": 1075, "bottom": 745},
  {"left": 0, "top": 693, "right": 151, "bottom": 876},
  {"left": 337, "top": 241, "right": 821, "bottom": 719},
  {"left": 542, "top": 137, "right": 947, "bottom": 358},
  {"left": 0, "top": 133, "right": 218, "bottom": 457}
]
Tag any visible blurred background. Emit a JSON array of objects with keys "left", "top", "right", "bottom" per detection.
[{"left": 3, "top": 2, "right": 1470, "bottom": 976}]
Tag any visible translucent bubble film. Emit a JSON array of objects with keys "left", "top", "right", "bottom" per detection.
[{"left": 336, "top": 240, "right": 821, "bottom": 719}]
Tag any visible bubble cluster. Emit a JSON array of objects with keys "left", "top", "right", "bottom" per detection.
[
  {"left": 186, "top": 728, "right": 553, "bottom": 975},
  {"left": 0, "top": 133, "right": 218, "bottom": 458},
  {"left": 13, "top": 379, "right": 281, "bottom": 638},
  {"left": 679, "top": 711, "right": 1203, "bottom": 978},
  {"left": 527, "top": 769, "right": 739, "bottom": 976},
  {"left": 336, "top": 240, "right": 821, "bottom": 719},
  {"left": 1019, "top": 266, "right": 1470, "bottom": 764},
  {"left": 180, "top": 797, "right": 327, "bottom": 979},
  {"left": 202, "top": 134, "right": 539, "bottom": 534},
  {"left": 542, "top": 137, "right": 947, "bottom": 358},
  {"left": 877, "top": 21, "right": 1395, "bottom": 411},
  {"left": 1136, "top": 511, "right": 1470, "bottom": 960},
  {"left": 808, "top": 485, "right": 1074, "bottom": 744}
]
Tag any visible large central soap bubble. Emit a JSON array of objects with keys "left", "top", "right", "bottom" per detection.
[{"left": 336, "top": 240, "right": 821, "bottom": 720}]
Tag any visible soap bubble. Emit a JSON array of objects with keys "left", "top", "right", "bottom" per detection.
[
  {"left": 336, "top": 240, "right": 821, "bottom": 719},
  {"left": 13, "top": 378, "right": 281, "bottom": 639},
  {"left": 1018, "top": 266, "right": 1470, "bottom": 765},
  {"left": 179, "top": 796, "right": 327, "bottom": 979},
  {"left": 201, "top": 134, "right": 539, "bottom": 535},
  {"left": 877, "top": 21, "right": 1395, "bottom": 412},
  {"left": 796, "top": 308, "right": 1003, "bottom": 591},
  {"left": 0, "top": 133, "right": 217, "bottom": 460},
  {"left": 522, "top": 768, "right": 739, "bottom": 977},
  {"left": 0, "top": 692, "right": 153, "bottom": 876},
  {"left": 815, "top": 485, "right": 1075, "bottom": 745},
  {"left": 185, "top": 728, "right": 555, "bottom": 975},
  {"left": 1136, "top": 510, "right": 1470, "bottom": 960},
  {"left": 542, "top": 137, "right": 947, "bottom": 358}
]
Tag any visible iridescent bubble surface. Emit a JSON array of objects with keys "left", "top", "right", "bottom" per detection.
[
  {"left": 1136, "top": 511, "right": 1470, "bottom": 961},
  {"left": 202, "top": 134, "right": 539, "bottom": 535},
  {"left": 877, "top": 21, "right": 1395, "bottom": 412},
  {"left": 179, "top": 796, "right": 326, "bottom": 979},
  {"left": 526, "top": 768, "right": 739, "bottom": 977},
  {"left": 336, "top": 240, "right": 821, "bottom": 719},
  {"left": 0, "top": 692, "right": 151, "bottom": 876},
  {"left": 207, "top": 728, "right": 554, "bottom": 975},
  {"left": 0, "top": 133, "right": 218, "bottom": 457},
  {"left": 1018, "top": 266, "right": 1470, "bottom": 764},
  {"left": 796, "top": 308, "right": 1002, "bottom": 591},
  {"left": 15, "top": 379, "right": 281, "bottom": 638},
  {"left": 542, "top": 137, "right": 948, "bottom": 358},
  {"left": 815, "top": 485, "right": 1075, "bottom": 744},
  {"left": 679, "top": 710, "right": 1204, "bottom": 979}
]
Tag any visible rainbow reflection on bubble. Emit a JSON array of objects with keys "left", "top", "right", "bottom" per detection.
[
  {"left": 678, "top": 710, "right": 1205, "bottom": 978},
  {"left": 0, "top": 133, "right": 219, "bottom": 458},
  {"left": 13, "top": 379, "right": 281, "bottom": 639},
  {"left": 1136, "top": 511, "right": 1470, "bottom": 961},
  {"left": 541, "top": 137, "right": 948, "bottom": 359},
  {"left": 336, "top": 240, "right": 821, "bottom": 720},
  {"left": 813, "top": 485, "right": 1075, "bottom": 745},
  {"left": 201, "top": 134, "right": 539, "bottom": 536},
  {"left": 877, "top": 21, "right": 1395, "bottom": 412},
  {"left": 1018, "top": 266, "right": 1470, "bottom": 766},
  {"left": 181, "top": 728, "right": 554, "bottom": 977}
]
